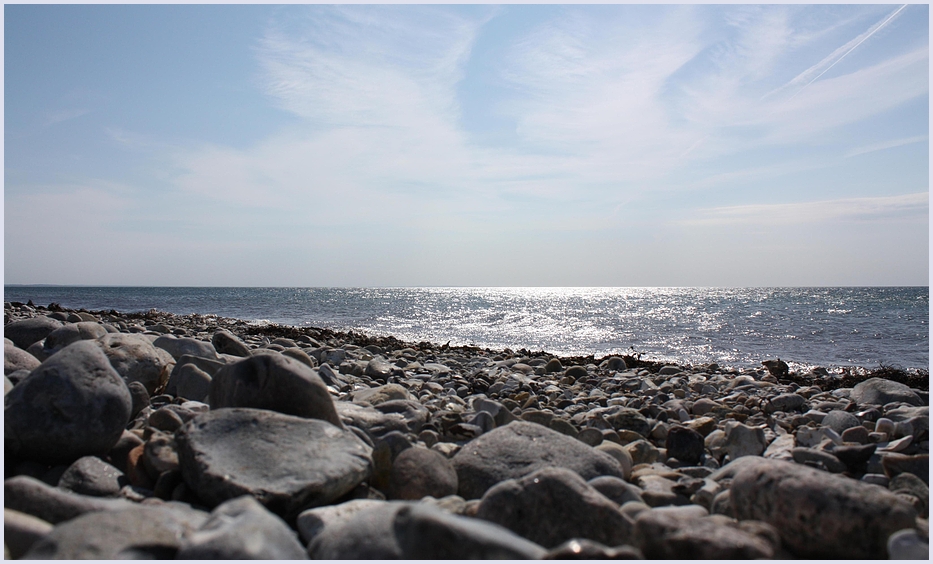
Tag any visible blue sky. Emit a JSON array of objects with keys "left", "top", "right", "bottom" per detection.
[{"left": 4, "top": 4, "right": 929, "bottom": 286}]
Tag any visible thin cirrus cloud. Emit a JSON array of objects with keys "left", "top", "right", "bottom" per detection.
[
  {"left": 684, "top": 192, "right": 929, "bottom": 227},
  {"left": 149, "top": 4, "right": 927, "bottom": 285},
  {"left": 171, "top": 5, "right": 926, "bottom": 204}
]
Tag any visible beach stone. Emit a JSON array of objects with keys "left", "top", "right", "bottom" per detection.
[
  {"left": 210, "top": 353, "right": 342, "bottom": 427},
  {"left": 887, "top": 529, "right": 930, "bottom": 560},
  {"left": 335, "top": 401, "right": 410, "bottom": 439},
  {"left": 637, "top": 474, "right": 688, "bottom": 507},
  {"left": 475, "top": 467, "right": 633, "bottom": 548},
  {"left": 307, "top": 501, "right": 546, "bottom": 559},
  {"left": 841, "top": 424, "right": 870, "bottom": 444},
  {"left": 830, "top": 443, "right": 877, "bottom": 472},
  {"left": 4, "top": 316, "right": 63, "bottom": 349},
  {"left": 851, "top": 378, "right": 923, "bottom": 407},
  {"left": 96, "top": 332, "right": 174, "bottom": 394},
  {"left": 722, "top": 421, "right": 767, "bottom": 460},
  {"left": 211, "top": 329, "right": 251, "bottom": 357},
  {"left": 4, "top": 508, "right": 53, "bottom": 559},
  {"left": 176, "top": 408, "right": 372, "bottom": 520},
  {"left": 127, "top": 381, "right": 149, "bottom": 418},
  {"left": 769, "top": 392, "right": 806, "bottom": 412},
  {"left": 692, "top": 397, "right": 721, "bottom": 416},
  {"left": 666, "top": 425, "right": 705, "bottom": 465},
  {"left": 297, "top": 498, "right": 385, "bottom": 544},
  {"left": 4, "top": 343, "right": 40, "bottom": 375},
  {"left": 823, "top": 410, "right": 861, "bottom": 434},
  {"left": 594, "top": 441, "right": 634, "bottom": 480},
  {"left": 633, "top": 509, "right": 775, "bottom": 559},
  {"left": 353, "top": 383, "right": 410, "bottom": 405},
  {"left": 576, "top": 427, "right": 603, "bottom": 446},
  {"left": 374, "top": 399, "right": 430, "bottom": 434},
  {"left": 5, "top": 340, "right": 132, "bottom": 464},
  {"left": 43, "top": 322, "right": 108, "bottom": 354},
  {"left": 545, "top": 358, "right": 564, "bottom": 373},
  {"left": 889, "top": 472, "right": 929, "bottom": 517},
  {"left": 624, "top": 439, "right": 660, "bottom": 465},
  {"left": 176, "top": 496, "right": 307, "bottom": 559},
  {"left": 730, "top": 458, "right": 918, "bottom": 558},
  {"left": 23, "top": 504, "right": 209, "bottom": 559},
  {"left": 153, "top": 334, "right": 219, "bottom": 361},
  {"left": 364, "top": 357, "right": 393, "bottom": 380},
  {"left": 148, "top": 406, "right": 185, "bottom": 433},
  {"left": 474, "top": 398, "right": 517, "bottom": 426},
  {"left": 4, "top": 475, "right": 136, "bottom": 524},
  {"left": 791, "top": 447, "right": 846, "bottom": 473},
  {"left": 762, "top": 432, "right": 795, "bottom": 460},
  {"left": 172, "top": 363, "right": 212, "bottom": 402},
  {"left": 57, "top": 456, "right": 126, "bottom": 497},
  {"left": 143, "top": 432, "right": 180, "bottom": 476},
  {"left": 685, "top": 416, "right": 717, "bottom": 436},
  {"left": 587, "top": 475, "right": 645, "bottom": 506},
  {"left": 387, "top": 446, "right": 458, "bottom": 500},
  {"left": 451, "top": 421, "right": 625, "bottom": 500},
  {"left": 882, "top": 453, "right": 929, "bottom": 485},
  {"left": 603, "top": 407, "right": 651, "bottom": 437},
  {"left": 282, "top": 347, "right": 315, "bottom": 368}
]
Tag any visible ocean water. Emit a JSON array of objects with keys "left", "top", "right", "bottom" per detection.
[{"left": 4, "top": 286, "right": 928, "bottom": 371}]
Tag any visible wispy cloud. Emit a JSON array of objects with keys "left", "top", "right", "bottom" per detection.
[
  {"left": 683, "top": 192, "right": 928, "bottom": 226},
  {"left": 780, "top": 4, "right": 908, "bottom": 100},
  {"left": 845, "top": 135, "right": 927, "bottom": 158},
  {"left": 43, "top": 108, "right": 91, "bottom": 127}
]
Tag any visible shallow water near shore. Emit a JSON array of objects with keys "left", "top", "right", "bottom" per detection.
[{"left": 4, "top": 286, "right": 928, "bottom": 371}]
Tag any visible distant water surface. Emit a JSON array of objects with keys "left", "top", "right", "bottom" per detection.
[{"left": 4, "top": 286, "right": 928, "bottom": 371}]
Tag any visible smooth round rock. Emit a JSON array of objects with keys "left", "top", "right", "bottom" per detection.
[
  {"left": 57, "top": 456, "right": 126, "bottom": 497},
  {"left": 587, "top": 475, "right": 644, "bottom": 506},
  {"left": 153, "top": 335, "right": 219, "bottom": 361},
  {"left": 210, "top": 353, "right": 342, "bottom": 427},
  {"left": 730, "top": 458, "right": 918, "bottom": 558},
  {"left": 4, "top": 509, "right": 53, "bottom": 559},
  {"left": 386, "top": 446, "right": 458, "bottom": 500},
  {"left": 176, "top": 496, "right": 308, "bottom": 559},
  {"left": 96, "top": 333, "right": 174, "bottom": 395},
  {"left": 211, "top": 330, "right": 251, "bottom": 357},
  {"left": 5, "top": 340, "right": 132, "bottom": 464},
  {"left": 4, "top": 317, "right": 63, "bottom": 350},
  {"left": 887, "top": 529, "right": 930, "bottom": 560},
  {"left": 451, "top": 421, "right": 625, "bottom": 500},
  {"left": 352, "top": 383, "right": 411, "bottom": 406},
  {"left": 307, "top": 501, "right": 546, "bottom": 559},
  {"left": 175, "top": 408, "right": 372, "bottom": 520},
  {"left": 23, "top": 504, "right": 208, "bottom": 559},
  {"left": 822, "top": 410, "right": 862, "bottom": 434},
  {"left": 4, "top": 344, "right": 40, "bottom": 375},
  {"left": 476, "top": 466, "right": 633, "bottom": 548},
  {"left": 851, "top": 378, "right": 923, "bottom": 407},
  {"left": 633, "top": 509, "right": 775, "bottom": 559},
  {"left": 43, "top": 322, "right": 108, "bottom": 354}
]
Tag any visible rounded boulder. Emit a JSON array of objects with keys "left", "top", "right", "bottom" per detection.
[
  {"left": 5, "top": 340, "right": 132, "bottom": 464},
  {"left": 209, "top": 353, "right": 341, "bottom": 427}
]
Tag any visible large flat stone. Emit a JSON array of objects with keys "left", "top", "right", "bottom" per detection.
[
  {"left": 730, "top": 458, "right": 917, "bottom": 558},
  {"left": 451, "top": 421, "right": 625, "bottom": 499},
  {"left": 175, "top": 408, "right": 372, "bottom": 521}
]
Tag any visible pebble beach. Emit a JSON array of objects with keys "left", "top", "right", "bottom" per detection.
[{"left": 3, "top": 301, "right": 929, "bottom": 559}]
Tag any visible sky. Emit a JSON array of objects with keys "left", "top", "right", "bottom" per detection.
[{"left": 4, "top": 3, "right": 929, "bottom": 287}]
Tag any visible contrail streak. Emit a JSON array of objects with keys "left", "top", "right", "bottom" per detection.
[{"left": 789, "top": 4, "right": 907, "bottom": 100}]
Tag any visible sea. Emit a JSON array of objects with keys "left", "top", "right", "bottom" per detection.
[{"left": 3, "top": 286, "right": 929, "bottom": 372}]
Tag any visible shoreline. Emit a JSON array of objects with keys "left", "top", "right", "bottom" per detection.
[{"left": 6, "top": 300, "right": 929, "bottom": 392}]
